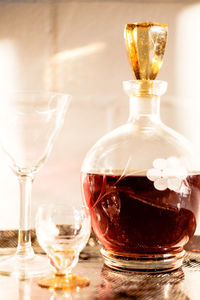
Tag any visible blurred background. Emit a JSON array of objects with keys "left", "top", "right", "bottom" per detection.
[{"left": 0, "top": 0, "right": 200, "bottom": 230}]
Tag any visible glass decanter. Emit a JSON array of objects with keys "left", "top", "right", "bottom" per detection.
[{"left": 81, "top": 22, "right": 200, "bottom": 272}]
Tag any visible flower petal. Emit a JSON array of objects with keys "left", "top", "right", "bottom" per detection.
[
  {"left": 162, "top": 168, "right": 171, "bottom": 178},
  {"left": 164, "top": 167, "right": 187, "bottom": 178},
  {"left": 167, "top": 177, "right": 182, "bottom": 192},
  {"left": 153, "top": 158, "right": 167, "bottom": 170},
  {"left": 147, "top": 168, "right": 161, "bottom": 181},
  {"left": 179, "top": 167, "right": 188, "bottom": 180},
  {"left": 154, "top": 178, "right": 168, "bottom": 191},
  {"left": 167, "top": 157, "right": 180, "bottom": 168}
]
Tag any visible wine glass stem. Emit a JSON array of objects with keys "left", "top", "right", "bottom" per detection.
[{"left": 16, "top": 175, "right": 34, "bottom": 259}]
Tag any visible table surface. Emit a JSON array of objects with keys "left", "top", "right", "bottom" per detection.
[{"left": 0, "top": 245, "right": 200, "bottom": 300}]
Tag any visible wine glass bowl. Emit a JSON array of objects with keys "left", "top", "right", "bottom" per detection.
[
  {"left": 36, "top": 204, "right": 91, "bottom": 290},
  {"left": 0, "top": 92, "right": 69, "bottom": 175}
]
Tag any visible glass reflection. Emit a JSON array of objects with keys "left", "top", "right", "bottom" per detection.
[{"left": 95, "top": 265, "right": 188, "bottom": 300}]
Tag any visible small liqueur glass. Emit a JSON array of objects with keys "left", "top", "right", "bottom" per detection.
[{"left": 36, "top": 204, "right": 91, "bottom": 290}]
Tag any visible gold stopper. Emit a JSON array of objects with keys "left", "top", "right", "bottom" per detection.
[{"left": 124, "top": 22, "right": 168, "bottom": 80}]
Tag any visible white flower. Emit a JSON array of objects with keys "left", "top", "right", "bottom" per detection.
[{"left": 146, "top": 157, "right": 187, "bottom": 192}]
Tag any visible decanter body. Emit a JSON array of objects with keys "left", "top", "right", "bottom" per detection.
[{"left": 81, "top": 23, "right": 200, "bottom": 271}]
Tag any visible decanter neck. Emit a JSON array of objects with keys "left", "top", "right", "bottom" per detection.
[{"left": 128, "top": 95, "right": 160, "bottom": 123}]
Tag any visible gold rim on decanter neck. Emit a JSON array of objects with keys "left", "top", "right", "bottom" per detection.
[
  {"left": 123, "top": 80, "right": 168, "bottom": 97},
  {"left": 124, "top": 22, "right": 168, "bottom": 80}
]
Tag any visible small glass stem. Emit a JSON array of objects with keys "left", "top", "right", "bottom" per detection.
[{"left": 16, "top": 175, "right": 34, "bottom": 259}]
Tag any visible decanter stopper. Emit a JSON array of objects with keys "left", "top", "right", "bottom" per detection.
[{"left": 124, "top": 22, "right": 168, "bottom": 80}]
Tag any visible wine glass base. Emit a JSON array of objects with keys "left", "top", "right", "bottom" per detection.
[
  {"left": 38, "top": 273, "right": 90, "bottom": 290},
  {"left": 0, "top": 254, "right": 51, "bottom": 279}
]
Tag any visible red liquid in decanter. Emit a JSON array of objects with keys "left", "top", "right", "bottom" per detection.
[{"left": 81, "top": 173, "right": 200, "bottom": 254}]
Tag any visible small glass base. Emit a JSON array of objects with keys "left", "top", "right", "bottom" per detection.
[
  {"left": 101, "top": 248, "right": 185, "bottom": 273},
  {"left": 38, "top": 273, "right": 90, "bottom": 290},
  {"left": 0, "top": 254, "right": 50, "bottom": 279}
]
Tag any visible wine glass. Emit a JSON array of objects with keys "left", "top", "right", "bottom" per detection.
[
  {"left": 0, "top": 92, "right": 71, "bottom": 279},
  {"left": 36, "top": 204, "right": 91, "bottom": 290}
]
